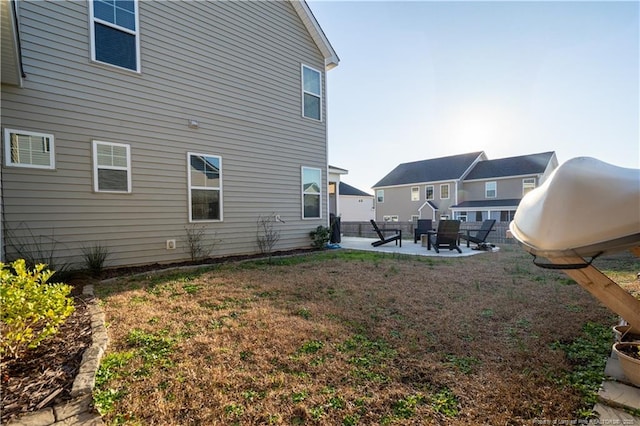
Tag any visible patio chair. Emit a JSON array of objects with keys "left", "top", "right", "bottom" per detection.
[
  {"left": 370, "top": 219, "right": 402, "bottom": 247},
  {"left": 430, "top": 220, "right": 462, "bottom": 253},
  {"left": 460, "top": 219, "right": 496, "bottom": 249},
  {"left": 413, "top": 219, "right": 433, "bottom": 243}
]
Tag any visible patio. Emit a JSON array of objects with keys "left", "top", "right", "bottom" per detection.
[{"left": 337, "top": 236, "right": 497, "bottom": 257}]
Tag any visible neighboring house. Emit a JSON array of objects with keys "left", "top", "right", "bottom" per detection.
[
  {"left": 451, "top": 151, "right": 558, "bottom": 222},
  {"left": 328, "top": 165, "right": 348, "bottom": 219},
  {"left": 338, "top": 182, "right": 374, "bottom": 222},
  {"left": 0, "top": 0, "right": 339, "bottom": 267},
  {"left": 372, "top": 152, "right": 486, "bottom": 222},
  {"left": 372, "top": 151, "right": 557, "bottom": 223}
]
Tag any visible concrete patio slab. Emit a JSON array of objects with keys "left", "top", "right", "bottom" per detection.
[{"left": 337, "top": 236, "right": 498, "bottom": 258}]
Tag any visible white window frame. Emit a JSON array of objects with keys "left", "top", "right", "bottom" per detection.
[
  {"left": 523, "top": 178, "right": 536, "bottom": 196},
  {"left": 301, "top": 64, "right": 322, "bottom": 121},
  {"left": 89, "top": 0, "right": 141, "bottom": 72},
  {"left": 188, "top": 152, "right": 223, "bottom": 222},
  {"left": 376, "top": 189, "right": 384, "bottom": 203},
  {"left": 383, "top": 215, "right": 399, "bottom": 222},
  {"left": 411, "top": 186, "right": 420, "bottom": 201},
  {"left": 485, "top": 181, "right": 497, "bottom": 198},
  {"left": 3, "top": 128, "right": 55, "bottom": 169},
  {"left": 93, "top": 140, "right": 131, "bottom": 193},
  {"left": 440, "top": 184, "right": 450, "bottom": 200},
  {"left": 425, "top": 185, "right": 434, "bottom": 200},
  {"left": 302, "top": 166, "right": 322, "bottom": 219}
]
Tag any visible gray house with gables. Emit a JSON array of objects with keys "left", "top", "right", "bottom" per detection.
[
  {"left": 373, "top": 151, "right": 558, "bottom": 223},
  {"left": 1, "top": 0, "right": 339, "bottom": 268}
]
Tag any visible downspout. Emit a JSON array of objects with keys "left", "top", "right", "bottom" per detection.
[{"left": 11, "top": 0, "right": 26, "bottom": 79}]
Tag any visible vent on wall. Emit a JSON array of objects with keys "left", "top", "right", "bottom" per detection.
[{"left": 166, "top": 239, "right": 176, "bottom": 250}]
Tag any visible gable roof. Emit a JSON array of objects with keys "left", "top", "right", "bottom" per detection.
[
  {"left": 464, "top": 152, "right": 556, "bottom": 180},
  {"left": 373, "top": 152, "right": 484, "bottom": 188},
  {"left": 290, "top": 1, "right": 339, "bottom": 70},
  {"left": 339, "top": 182, "right": 372, "bottom": 197}
]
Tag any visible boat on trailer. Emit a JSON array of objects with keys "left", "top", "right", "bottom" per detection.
[{"left": 509, "top": 157, "right": 640, "bottom": 331}]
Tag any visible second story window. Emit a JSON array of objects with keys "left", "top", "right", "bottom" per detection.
[
  {"left": 90, "top": 0, "right": 140, "bottom": 72},
  {"left": 411, "top": 186, "right": 420, "bottom": 201},
  {"left": 376, "top": 189, "right": 384, "bottom": 203},
  {"left": 523, "top": 178, "right": 536, "bottom": 196},
  {"left": 485, "top": 181, "right": 497, "bottom": 198},
  {"left": 302, "top": 65, "right": 322, "bottom": 120},
  {"left": 440, "top": 184, "right": 449, "bottom": 200},
  {"left": 425, "top": 185, "right": 434, "bottom": 200}
]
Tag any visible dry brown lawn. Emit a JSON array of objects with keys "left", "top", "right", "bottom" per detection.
[{"left": 94, "top": 246, "right": 639, "bottom": 425}]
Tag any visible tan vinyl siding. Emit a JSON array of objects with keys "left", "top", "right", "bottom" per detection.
[
  {"left": 375, "top": 182, "right": 457, "bottom": 222},
  {"left": 2, "top": 1, "right": 330, "bottom": 267},
  {"left": 463, "top": 177, "right": 538, "bottom": 200}
]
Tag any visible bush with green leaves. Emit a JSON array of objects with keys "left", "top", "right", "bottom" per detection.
[
  {"left": 0, "top": 259, "right": 75, "bottom": 359},
  {"left": 309, "top": 226, "right": 331, "bottom": 249}
]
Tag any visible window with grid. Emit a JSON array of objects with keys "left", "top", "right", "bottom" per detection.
[
  {"left": 93, "top": 141, "right": 131, "bottom": 192},
  {"left": 440, "top": 184, "right": 449, "bottom": 199},
  {"left": 188, "top": 153, "right": 222, "bottom": 221},
  {"left": 302, "top": 167, "right": 322, "bottom": 219},
  {"left": 302, "top": 65, "right": 322, "bottom": 120},
  {"left": 425, "top": 185, "right": 434, "bottom": 200},
  {"left": 90, "top": 0, "right": 140, "bottom": 71},
  {"left": 523, "top": 178, "right": 536, "bottom": 196},
  {"left": 485, "top": 181, "right": 497, "bottom": 198},
  {"left": 4, "top": 129, "right": 54, "bottom": 169}
]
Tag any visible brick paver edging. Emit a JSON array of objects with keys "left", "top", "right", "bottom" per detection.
[{"left": 7, "top": 285, "right": 107, "bottom": 426}]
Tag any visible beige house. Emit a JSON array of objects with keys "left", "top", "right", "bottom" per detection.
[
  {"left": 339, "top": 182, "right": 375, "bottom": 222},
  {"left": 373, "top": 151, "right": 557, "bottom": 223},
  {"left": 0, "top": 0, "right": 338, "bottom": 267}
]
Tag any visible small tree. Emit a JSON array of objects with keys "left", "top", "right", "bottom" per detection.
[{"left": 256, "top": 214, "right": 281, "bottom": 261}]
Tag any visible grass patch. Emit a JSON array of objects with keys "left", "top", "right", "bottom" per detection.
[
  {"left": 93, "top": 247, "right": 633, "bottom": 424},
  {"left": 551, "top": 321, "right": 614, "bottom": 418}
]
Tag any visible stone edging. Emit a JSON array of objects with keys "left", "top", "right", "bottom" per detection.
[{"left": 7, "top": 285, "right": 107, "bottom": 426}]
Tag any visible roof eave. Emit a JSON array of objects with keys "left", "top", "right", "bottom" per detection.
[
  {"left": 1, "top": 0, "right": 23, "bottom": 86},
  {"left": 290, "top": 0, "right": 340, "bottom": 71}
]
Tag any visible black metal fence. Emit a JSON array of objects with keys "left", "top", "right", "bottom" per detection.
[{"left": 340, "top": 221, "right": 515, "bottom": 245}]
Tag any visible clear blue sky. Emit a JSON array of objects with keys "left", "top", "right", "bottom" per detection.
[{"left": 308, "top": 0, "right": 640, "bottom": 193}]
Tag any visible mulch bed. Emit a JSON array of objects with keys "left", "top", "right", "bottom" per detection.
[
  {"left": 0, "top": 289, "right": 93, "bottom": 424},
  {"left": 0, "top": 248, "right": 316, "bottom": 424}
]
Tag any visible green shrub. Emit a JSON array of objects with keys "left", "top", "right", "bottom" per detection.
[
  {"left": 0, "top": 259, "right": 75, "bottom": 359},
  {"left": 310, "top": 226, "right": 331, "bottom": 249},
  {"left": 82, "top": 243, "right": 110, "bottom": 277}
]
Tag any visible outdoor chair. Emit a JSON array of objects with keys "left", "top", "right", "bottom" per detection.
[
  {"left": 460, "top": 219, "right": 496, "bottom": 249},
  {"left": 370, "top": 219, "right": 402, "bottom": 247},
  {"left": 430, "top": 220, "right": 462, "bottom": 253},
  {"left": 413, "top": 219, "right": 433, "bottom": 243}
]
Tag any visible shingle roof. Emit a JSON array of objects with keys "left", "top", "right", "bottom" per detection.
[
  {"left": 451, "top": 199, "right": 522, "bottom": 209},
  {"left": 464, "top": 152, "right": 555, "bottom": 180},
  {"left": 373, "top": 152, "right": 484, "bottom": 188},
  {"left": 339, "top": 182, "right": 372, "bottom": 197}
]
